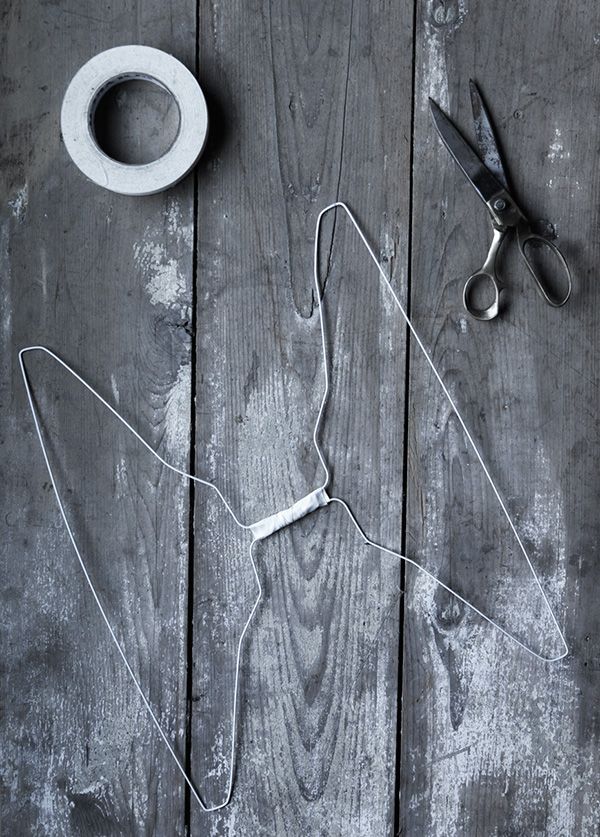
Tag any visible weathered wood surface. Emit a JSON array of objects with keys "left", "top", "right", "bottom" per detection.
[
  {"left": 0, "top": 2, "right": 195, "bottom": 834},
  {"left": 190, "top": 1, "right": 410, "bottom": 833},
  {"left": 401, "top": 1, "right": 600, "bottom": 835},
  {"left": 2, "top": 0, "right": 600, "bottom": 834}
]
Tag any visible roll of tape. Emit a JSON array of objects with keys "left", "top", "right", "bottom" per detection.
[{"left": 60, "top": 45, "right": 208, "bottom": 196}]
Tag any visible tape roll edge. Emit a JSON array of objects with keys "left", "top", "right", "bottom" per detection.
[{"left": 60, "top": 45, "right": 208, "bottom": 196}]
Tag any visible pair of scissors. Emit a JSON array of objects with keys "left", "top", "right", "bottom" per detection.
[{"left": 429, "top": 81, "right": 572, "bottom": 321}]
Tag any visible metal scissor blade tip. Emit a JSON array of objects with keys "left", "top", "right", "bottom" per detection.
[
  {"left": 469, "top": 80, "right": 485, "bottom": 116},
  {"left": 428, "top": 100, "right": 467, "bottom": 151},
  {"left": 428, "top": 96, "right": 507, "bottom": 205},
  {"left": 428, "top": 98, "right": 449, "bottom": 133},
  {"left": 469, "top": 80, "right": 510, "bottom": 191}
]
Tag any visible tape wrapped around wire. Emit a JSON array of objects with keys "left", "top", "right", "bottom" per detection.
[{"left": 60, "top": 45, "right": 208, "bottom": 195}]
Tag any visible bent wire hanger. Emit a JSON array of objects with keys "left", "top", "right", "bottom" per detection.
[{"left": 19, "top": 201, "right": 568, "bottom": 812}]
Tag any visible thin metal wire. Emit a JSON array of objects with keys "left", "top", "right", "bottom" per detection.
[
  {"left": 19, "top": 347, "right": 250, "bottom": 530},
  {"left": 18, "top": 200, "right": 567, "bottom": 814},
  {"left": 19, "top": 346, "right": 260, "bottom": 812},
  {"left": 311, "top": 201, "right": 568, "bottom": 664}
]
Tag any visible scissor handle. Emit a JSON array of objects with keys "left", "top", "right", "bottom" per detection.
[
  {"left": 463, "top": 226, "right": 505, "bottom": 320},
  {"left": 517, "top": 223, "right": 572, "bottom": 308},
  {"left": 463, "top": 270, "right": 503, "bottom": 320}
]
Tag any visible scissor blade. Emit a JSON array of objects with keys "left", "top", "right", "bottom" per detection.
[
  {"left": 429, "top": 97, "right": 506, "bottom": 206},
  {"left": 469, "top": 79, "right": 509, "bottom": 190}
]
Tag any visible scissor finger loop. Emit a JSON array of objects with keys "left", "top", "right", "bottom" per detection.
[
  {"left": 463, "top": 270, "right": 502, "bottom": 321},
  {"left": 461, "top": 224, "right": 506, "bottom": 321},
  {"left": 517, "top": 226, "right": 572, "bottom": 308}
]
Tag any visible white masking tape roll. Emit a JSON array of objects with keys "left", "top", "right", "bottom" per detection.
[{"left": 61, "top": 45, "right": 208, "bottom": 196}]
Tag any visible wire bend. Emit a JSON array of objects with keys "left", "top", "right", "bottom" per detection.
[
  {"left": 19, "top": 200, "right": 568, "bottom": 814},
  {"left": 311, "top": 201, "right": 568, "bottom": 664},
  {"left": 18, "top": 345, "right": 261, "bottom": 812}
]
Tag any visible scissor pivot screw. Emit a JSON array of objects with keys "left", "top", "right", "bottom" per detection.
[{"left": 493, "top": 198, "right": 507, "bottom": 211}]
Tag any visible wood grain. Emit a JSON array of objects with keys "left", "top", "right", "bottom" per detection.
[
  {"left": 191, "top": 0, "right": 412, "bottom": 833},
  {"left": 401, "top": 1, "right": 600, "bottom": 834},
  {"left": 5, "top": 0, "right": 600, "bottom": 834},
  {"left": 0, "top": 2, "right": 195, "bottom": 833}
]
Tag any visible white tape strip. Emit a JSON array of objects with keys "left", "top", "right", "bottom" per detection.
[
  {"left": 250, "top": 487, "right": 330, "bottom": 541},
  {"left": 61, "top": 45, "right": 208, "bottom": 195}
]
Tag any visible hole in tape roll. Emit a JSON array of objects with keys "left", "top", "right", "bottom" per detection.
[{"left": 92, "top": 77, "right": 181, "bottom": 166}]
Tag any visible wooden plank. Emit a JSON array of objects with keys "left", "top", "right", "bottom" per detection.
[
  {"left": 402, "top": 1, "right": 600, "bottom": 834},
  {"left": 0, "top": 4, "right": 196, "bottom": 834},
  {"left": 191, "top": 0, "right": 413, "bottom": 833}
]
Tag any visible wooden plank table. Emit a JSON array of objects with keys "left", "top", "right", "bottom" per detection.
[{"left": 1, "top": 1, "right": 598, "bottom": 834}]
